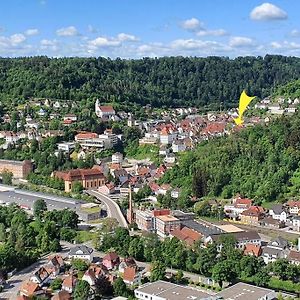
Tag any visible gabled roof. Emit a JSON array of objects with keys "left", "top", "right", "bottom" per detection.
[
  {"left": 54, "top": 168, "right": 105, "bottom": 181},
  {"left": 62, "top": 275, "right": 77, "bottom": 289},
  {"left": 51, "top": 290, "right": 72, "bottom": 300},
  {"left": 69, "top": 245, "right": 93, "bottom": 256},
  {"left": 271, "top": 204, "right": 284, "bottom": 215},
  {"left": 244, "top": 243, "right": 262, "bottom": 257},
  {"left": 123, "top": 267, "right": 136, "bottom": 282},
  {"left": 288, "top": 250, "right": 300, "bottom": 262},
  {"left": 20, "top": 281, "right": 40, "bottom": 296},
  {"left": 99, "top": 105, "right": 115, "bottom": 113},
  {"left": 241, "top": 206, "right": 264, "bottom": 217},
  {"left": 103, "top": 252, "right": 119, "bottom": 261}
]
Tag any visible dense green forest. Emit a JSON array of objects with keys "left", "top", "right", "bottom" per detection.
[
  {"left": 1, "top": 55, "right": 300, "bottom": 108},
  {"left": 160, "top": 111, "right": 300, "bottom": 202}
]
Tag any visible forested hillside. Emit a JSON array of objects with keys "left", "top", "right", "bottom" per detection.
[
  {"left": 0, "top": 55, "right": 300, "bottom": 108},
  {"left": 160, "top": 111, "right": 300, "bottom": 202}
]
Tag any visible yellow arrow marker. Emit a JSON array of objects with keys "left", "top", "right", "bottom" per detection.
[{"left": 234, "top": 90, "right": 256, "bottom": 126}]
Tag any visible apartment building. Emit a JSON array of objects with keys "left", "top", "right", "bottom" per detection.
[{"left": 0, "top": 159, "right": 33, "bottom": 179}]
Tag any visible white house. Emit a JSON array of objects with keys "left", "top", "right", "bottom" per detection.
[
  {"left": 172, "top": 140, "right": 186, "bottom": 153},
  {"left": 164, "top": 153, "right": 176, "bottom": 164},
  {"left": 68, "top": 245, "right": 94, "bottom": 262},
  {"left": 112, "top": 152, "right": 123, "bottom": 164},
  {"left": 57, "top": 142, "right": 75, "bottom": 153},
  {"left": 292, "top": 216, "right": 300, "bottom": 231},
  {"left": 269, "top": 204, "right": 287, "bottom": 223}
]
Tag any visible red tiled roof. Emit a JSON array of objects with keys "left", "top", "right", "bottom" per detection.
[
  {"left": 62, "top": 275, "right": 77, "bottom": 289},
  {"left": 235, "top": 198, "right": 253, "bottom": 207},
  {"left": 63, "top": 119, "right": 73, "bottom": 124},
  {"left": 103, "top": 252, "right": 119, "bottom": 261},
  {"left": 123, "top": 267, "right": 136, "bottom": 282},
  {"left": 20, "top": 281, "right": 40, "bottom": 297},
  {"left": 171, "top": 227, "right": 201, "bottom": 246},
  {"left": 287, "top": 200, "right": 300, "bottom": 208},
  {"left": 75, "top": 132, "right": 98, "bottom": 140},
  {"left": 54, "top": 168, "right": 105, "bottom": 181},
  {"left": 244, "top": 243, "right": 262, "bottom": 257},
  {"left": 241, "top": 206, "right": 264, "bottom": 217},
  {"left": 202, "top": 122, "right": 226, "bottom": 134},
  {"left": 288, "top": 250, "right": 300, "bottom": 262},
  {"left": 99, "top": 106, "right": 115, "bottom": 113},
  {"left": 52, "top": 290, "right": 72, "bottom": 300}
]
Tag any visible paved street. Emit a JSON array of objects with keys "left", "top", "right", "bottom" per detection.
[{"left": 87, "top": 190, "right": 128, "bottom": 228}]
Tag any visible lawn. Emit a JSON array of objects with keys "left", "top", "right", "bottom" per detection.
[{"left": 75, "top": 230, "right": 98, "bottom": 243}]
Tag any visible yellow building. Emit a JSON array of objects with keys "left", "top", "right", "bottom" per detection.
[{"left": 54, "top": 167, "right": 106, "bottom": 192}]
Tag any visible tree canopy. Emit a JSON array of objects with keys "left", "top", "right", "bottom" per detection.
[{"left": 0, "top": 55, "right": 300, "bottom": 109}]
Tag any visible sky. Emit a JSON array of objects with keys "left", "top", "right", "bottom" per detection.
[{"left": 0, "top": 0, "right": 300, "bottom": 58}]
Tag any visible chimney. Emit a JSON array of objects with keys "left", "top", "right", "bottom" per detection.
[{"left": 127, "top": 184, "right": 134, "bottom": 224}]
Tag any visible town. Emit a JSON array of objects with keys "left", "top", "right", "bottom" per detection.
[{"left": 0, "top": 92, "right": 300, "bottom": 300}]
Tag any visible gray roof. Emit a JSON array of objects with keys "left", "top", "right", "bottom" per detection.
[
  {"left": 182, "top": 220, "right": 224, "bottom": 237},
  {"left": 210, "top": 231, "right": 261, "bottom": 243},
  {"left": 217, "top": 282, "right": 274, "bottom": 300},
  {"left": 69, "top": 245, "right": 93, "bottom": 256},
  {"left": 268, "top": 236, "right": 288, "bottom": 249},
  {"left": 135, "top": 280, "right": 210, "bottom": 300},
  {"left": 262, "top": 246, "right": 283, "bottom": 257},
  {"left": 271, "top": 204, "right": 284, "bottom": 215}
]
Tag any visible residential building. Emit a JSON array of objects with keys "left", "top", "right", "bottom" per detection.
[
  {"left": 224, "top": 197, "right": 252, "bottom": 218},
  {"left": 287, "top": 200, "right": 300, "bottom": 214},
  {"left": 240, "top": 206, "right": 264, "bottom": 225},
  {"left": 30, "top": 267, "right": 50, "bottom": 286},
  {"left": 123, "top": 267, "right": 142, "bottom": 286},
  {"left": 51, "top": 290, "right": 72, "bottom": 300},
  {"left": 47, "top": 255, "right": 65, "bottom": 276},
  {"left": 53, "top": 167, "right": 106, "bottom": 192},
  {"left": 62, "top": 275, "right": 77, "bottom": 294},
  {"left": 68, "top": 245, "right": 94, "bottom": 262},
  {"left": 262, "top": 237, "right": 289, "bottom": 264},
  {"left": 172, "top": 140, "right": 186, "bottom": 153},
  {"left": 160, "top": 127, "right": 175, "bottom": 145},
  {"left": 19, "top": 281, "right": 42, "bottom": 298},
  {"left": 243, "top": 243, "right": 262, "bottom": 257},
  {"left": 102, "top": 252, "right": 120, "bottom": 270},
  {"left": 260, "top": 217, "right": 285, "bottom": 229},
  {"left": 269, "top": 204, "right": 287, "bottom": 223},
  {"left": 164, "top": 153, "right": 176, "bottom": 164},
  {"left": 288, "top": 250, "right": 300, "bottom": 265},
  {"left": 119, "top": 257, "right": 137, "bottom": 274},
  {"left": 57, "top": 142, "right": 75, "bottom": 153},
  {"left": 64, "top": 114, "right": 77, "bottom": 122},
  {"left": 0, "top": 159, "right": 32, "bottom": 179},
  {"left": 112, "top": 152, "right": 123, "bottom": 164},
  {"left": 292, "top": 216, "right": 300, "bottom": 231}
]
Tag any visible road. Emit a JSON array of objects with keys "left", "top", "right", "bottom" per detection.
[{"left": 87, "top": 190, "right": 128, "bottom": 228}]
